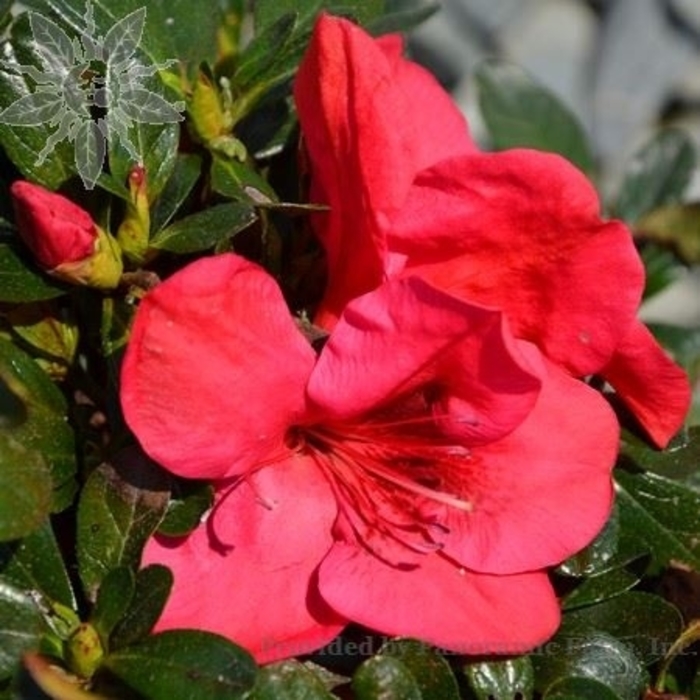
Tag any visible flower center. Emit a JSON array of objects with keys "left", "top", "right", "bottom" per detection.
[{"left": 287, "top": 411, "right": 475, "bottom": 563}]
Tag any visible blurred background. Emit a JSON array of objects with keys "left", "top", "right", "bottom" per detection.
[{"left": 407, "top": 0, "right": 700, "bottom": 326}]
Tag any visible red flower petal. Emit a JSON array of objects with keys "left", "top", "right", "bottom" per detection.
[
  {"left": 294, "top": 14, "right": 474, "bottom": 327},
  {"left": 602, "top": 320, "right": 690, "bottom": 448},
  {"left": 390, "top": 150, "right": 645, "bottom": 376},
  {"left": 121, "top": 254, "right": 315, "bottom": 479},
  {"left": 307, "top": 277, "right": 541, "bottom": 444},
  {"left": 441, "top": 352, "right": 617, "bottom": 574},
  {"left": 143, "top": 455, "right": 345, "bottom": 663},
  {"left": 318, "top": 540, "right": 560, "bottom": 654}
]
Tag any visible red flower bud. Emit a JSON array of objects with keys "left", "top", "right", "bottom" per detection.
[
  {"left": 11, "top": 181, "right": 97, "bottom": 269},
  {"left": 10, "top": 181, "right": 123, "bottom": 289}
]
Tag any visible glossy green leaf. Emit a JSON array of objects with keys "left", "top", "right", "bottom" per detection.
[
  {"left": 0, "top": 519, "right": 75, "bottom": 610},
  {"left": 211, "top": 156, "right": 277, "bottom": 202},
  {"left": 615, "top": 467, "right": 700, "bottom": 572},
  {"left": 102, "top": 630, "right": 257, "bottom": 700},
  {"left": 0, "top": 15, "right": 75, "bottom": 188},
  {"left": 463, "top": 656, "right": 534, "bottom": 700},
  {"left": 0, "top": 435, "right": 51, "bottom": 541},
  {"left": 76, "top": 449, "right": 170, "bottom": 600},
  {"left": 544, "top": 676, "right": 621, "bottom": 700},
  {"left": 0, "top": 581, "right": 48, "bottom": 679},
  {"left": 0, "top": 242, "right": 65, "bottom": 303},
  {"left": 562, "top": 565, "right": 640, "bottom": 610},
  {"left": 533, "top": 628, "right": 646, "bottom": 700},
  {"left": 20, "top": 0, "right": 222, "bottom": 73},
  {"left": 157, "top": 480, "right": 213, "bottom": 538},
  {"left": 476, "top": 60, "right": 594, "bottom": 174},
  {"left": 353, "top": 655, "right": 422, "bottom": 700},
  {"left": 636, "top": 202, "right": 700, "bottom": 264},
  {"left": 149, "top": 202, "right": 257, "bottom": 253},
  {"left": 246, "top": 660, "right": 334, "bottom": 699},
  {"left": 325, "top": 0, "right": 385, "bottom": 25},
  {"left": 234, "top": 13, "right": 300, "bottom": 91},
  {"left": 151, "top": 153, "right": 202, "bottom": 233},
  {"left": 619, "top": 427, "right": 700, "bottom": 484},
  {"left": 254, "top": 0, "right": 384, "bottom": 32},
  {"left": 558, "top": 508, "right": 619, "bottom": 577},
  {"left": 109, "top": 564, "right": 173, "bottom": 650},
  {"left": 91, "top": 566, "right": 135, "bottom": 649},
  {"left": 564, "top": 591, "right": 683, "bottom": 664},
  {"left": 616, "top": 129, "right": 696, "bottom": 223},
  {"left": 378, "top": 639, "right": 460, "bottom": 700},
  {"left": 0, "top": 336, "right": 76, "bottom": 512}
]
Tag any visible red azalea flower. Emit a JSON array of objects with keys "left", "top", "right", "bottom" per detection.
[
  {"left": 121, "top": 253, "right": 618, "bottom": 663},
  {"left": 293, "top": 15, "right": 690, "bottom": 448},
  {"left": 11, "top": 181, "right": 97, "bottom": 269}
]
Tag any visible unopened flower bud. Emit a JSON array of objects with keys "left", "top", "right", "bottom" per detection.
[
  {"left": 116, "top": 165, "right": 151, "bottom": 264},
  {"left": 11, "top": 181, "right": 123, "bottom": 290},
  {"left": 64, "top": 622, "right": 104, "bottom": 678}
]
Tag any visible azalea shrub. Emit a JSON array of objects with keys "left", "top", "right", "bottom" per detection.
[{"left": 0, "top": 1, "right": 699, "bottom": 699}]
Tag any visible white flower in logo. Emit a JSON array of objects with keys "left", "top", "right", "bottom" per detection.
[{"left": 0, "top": 2, "right": 184, "bottom": 189}]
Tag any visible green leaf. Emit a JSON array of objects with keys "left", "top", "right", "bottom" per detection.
[
  {"left": 533, "top": 628, "right": 646, "bottom": 700},
  {"left": 20, "top": 0, "right": 222, "bottom": 73},
  {"left": 325, "top": 0, "right": 385, "bottom": 25},
  {"left": 615, "top": 467, "right": 700, "bottom": 571},
  {"left": 543, "top": 676, "right": 621, "bottom": 700},
  {"left": 0, "top": 519, "right": 75, "bottom": 610},
  {"left": 367, "top": 3, "right": 439, "bottom": 35},
  {"left": 254, "top": 0, "right": 385, "bottom": 32},
  {"left": 636, "top": 202, "right": 700, "bottom": 264},
  {"left": 558, "top": 508, "right": 620, "bottom": 577},
  {"left": 234, "top": 13, "right": 299, "bottom": 92},
  {"left": 157, "top": 480, "right": 213, "bottom": 538},
  {"left": 246, "top": 660, "right": 334, "bottom": 699},
  {"left": 151, "top": 153, "right": 202, "bottom": 233},
  {"left": 616, "top": 129, "right": 697, "bottom": 223},
  {"left": 109, "top": 564, "right": 173, "bottom": 650},
  {"left": 564, "top": 591, "right": 683, "bottom": 664},
  {"left": 0, "top": 580, "right": 48, "bottom": 680},
  {"left": 211, "top": 156, "right": 277, "bottom": 202},
  {"left": 353, "top": 656, "right": 422, "bottom": 700},
  {"left": 101, "top": 630, "right": 257, "bottom": 700},
  {"left": 378, "top": 639, "right": 460, "bottom": 700},
  {"left": 0, "top": 337, "right": 75, "bottom": 512},
  {"left": 619, "top": 427, "right": 700, "bottom": 484},
  {"left": 562, "top": 565, "right": 640, "bottom": 611},
  {"left": 0, "top": 15, "right": 75, "bottom": 188},
  {"left": 91, "top": 566, "right": 135, "bottom": 649},
  {"left": 463, "top": 656, "right": 534, "bottom": 700},
  {"left": 149, "top": 202, "right": 257, "bottom": 253},
  {"left": 0, "top": 435, "right": 51, "bottom": 541},
  {"left": 475, "top": 60, "right": 594, "bottom": 175},
  {"left": 76, "top": 449, "right": 170, "bottom": 600},
  {"left": 0, "top": 242, "right": 64, "bottom": 303}
]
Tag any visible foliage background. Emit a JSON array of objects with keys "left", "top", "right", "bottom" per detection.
[{"left": 0, "top": 0, "right": 700, "bottom": 699}]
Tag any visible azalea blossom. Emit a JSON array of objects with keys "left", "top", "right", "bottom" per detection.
[
  {"left": 121, "top": 253, "right": 618, "bottom": 663},
  {"left": 293, "top": 14, "right": 690, "bottom": 448},
  {"left": 10, "top": 180, "right": 122, "bottom": 289}
]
